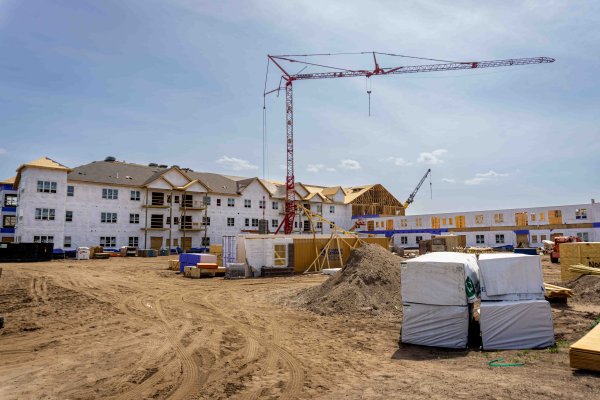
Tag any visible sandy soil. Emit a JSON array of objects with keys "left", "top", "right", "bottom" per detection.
[{"left": 0, "top": 255, "right": 599, "bottom": 399}]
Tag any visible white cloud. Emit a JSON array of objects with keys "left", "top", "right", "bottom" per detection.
[
  {"left": 339, "top": 159, "right": 361, "bottom": 170},
  {"left": 216, "top": 156, "right": 258, "bottom": 171},
  {"left": 442, "top": 178, "right": 456, "bottom": 183},
  {"left": 307, "top": 163, "right": 324, "bottom": 172},
  {"left": 464, "top": 170, "right": 509, "bottom": 185},
  {"left": 326, "top": 167, "right": 336, "bottom": 172},
  {"left": 0, "top": 147, "right": 7, "bottom": 155},
  {"left": 417, "top": 149, "right": 447, "bottom": 165},
  {"left": 386, "top": 157, "right": 413, "bottom": 167}
]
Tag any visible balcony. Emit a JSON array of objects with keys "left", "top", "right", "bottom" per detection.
[
  {"left": 179, "top": 222, "right": 207, "bottom": 232},
  {"left": 142, "top": 203, "right": 170, "bottom": 209},
  {"left": 179, "top": 200, "right": 207, "bottom": 211}
]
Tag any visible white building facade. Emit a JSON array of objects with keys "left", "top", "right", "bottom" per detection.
[
  {"left": 10, "top": 157, "right": 353, "bottom": 250},
  {"left": 359, "top": 202, "right": 600, "bottom": 248}
]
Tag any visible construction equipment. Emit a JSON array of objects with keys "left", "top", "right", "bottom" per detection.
[
  {"left": 404, "top": 168, "right": 432, "bottom": 208},
  {"left": 551, "top": 236, "right": 582, "bottom": 263},
  {"left": 265, "top": 52, "right": 555, "bottom": 234}
]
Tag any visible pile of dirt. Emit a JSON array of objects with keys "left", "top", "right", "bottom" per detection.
[
  {"left": 294, "top": 243, "right": 402, "bottom": 318},
  {"left": 564, "top": 275, "right": 600, "bottom": 303}
]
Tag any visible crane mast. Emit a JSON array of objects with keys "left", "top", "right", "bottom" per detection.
[{"left": 266, "top": 52, "right": 555, "bottom": 234}]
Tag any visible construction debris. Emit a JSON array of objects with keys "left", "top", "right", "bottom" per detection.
[
  {"left": 564, "top": 275, "right": 600, "bottom": 303},
  {"left": 293, "top": 243, "right": 401, "bottom": 317},
  {"left": 544, "top": 283, "right": 573, "bottom": 300}
]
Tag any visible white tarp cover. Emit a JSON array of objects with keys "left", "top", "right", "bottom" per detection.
[
  {"left": 478, "top": 253, "right": 545, "bottom": 301},
  {"left": 401, "top": 303, "right": 470, "bottom": 348},
  {"left": 480, "top": 300, "right": 554, "bottom": 350},
  {"left": 401, "top": 252, "right": 480, "bottom": 306}
]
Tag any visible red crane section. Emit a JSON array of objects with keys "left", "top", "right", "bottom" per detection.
[{"left": 266, "top": 52, "right": 555, "bottom": 234}]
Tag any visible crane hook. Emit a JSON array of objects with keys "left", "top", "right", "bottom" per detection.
[{"left": 366, "top": 77, "right": 372, "bottom": 116}]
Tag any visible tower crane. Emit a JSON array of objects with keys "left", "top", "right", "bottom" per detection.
[
  {"left": 404, "top": 168, "right": 432, "bottom": 209},
  {"left": 265, "top": 52, "right": 555, "bottom": 234}
]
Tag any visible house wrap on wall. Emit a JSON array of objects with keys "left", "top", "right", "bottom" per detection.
[{"left": 6, "top": 156, "right": 404, "bottom": 250}]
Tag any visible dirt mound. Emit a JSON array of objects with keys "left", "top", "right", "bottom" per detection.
[
  {"left": 564, "top": 275, "right": 600, "bottom": 303},
  {"left": 294, "top": 243, "right": 402, "bottom": 317}
]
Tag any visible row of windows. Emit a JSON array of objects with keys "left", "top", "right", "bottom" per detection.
[{"left": 4, "top": 194, "right": 17, "bottom": 207}]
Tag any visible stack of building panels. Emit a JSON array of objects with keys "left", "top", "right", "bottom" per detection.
[
  {"left": 478, "top": 253, "right": 554, "bottom": 350},
  {"left": 570, "top": 323, "right": 600, "bottom": 372},
  {"left": 560, "top": 242, "right": 600, "bottom": 281},
  {"left": 400, "top": 252, "right": 480, "bottom": 348}
]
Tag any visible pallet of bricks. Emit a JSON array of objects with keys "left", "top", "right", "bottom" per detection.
[{"left": 560, "top": 242, "right": 600, "bottom": 281}]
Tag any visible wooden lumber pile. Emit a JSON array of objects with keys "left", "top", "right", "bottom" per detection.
[
  {"left": 569, "top": 264, "right": 600, "bottom": 276},
  {"left": 544, "top": 283, "right": 573, "bottom": 301},
  {"left": 168, "top": 260, "right": 180, "bottom": 271},
  {"left": 560, "top": 242, "right": 600, "bottom": 281},
  {"left": 570, "top": 323, "right": 600, "bottom": 372}
]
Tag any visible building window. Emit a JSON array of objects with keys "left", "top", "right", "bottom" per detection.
[
  {"left": 227, "top": 198, "right": 235, "bottom": 207},
  {"left": 102, "top": 188, "right": 118, "bottom": 200},
  {"left": 251, "top": 218, "right": 259, "bottom": 227},
  {"left": 539, "top": 213, "right": 545, "bottom": 221},
  {"left": 201, "top": 237, "right": 210, "bottom": 247},
  {"left": 35, "top": 208, "right": 55, "bottom": 221},
  {"left": 128, "top": 237, "right": 139, "bottom": 247},
  {"left": 495, "top": 234, "right": 505, "bottom": 244},
  {"left": 100, "top": 236, "right": 116, "bottom": 247},
  {"left": 3, "top": 215, "right": 16, "bottom": 228},
  {"left": 416, "top": 236, "right": 423, "bottom": 244},
  {"left": 577, "top": 232, "right": 589, "bottom": 242},
  {"left": 4, "top": 194, "right": 17, "bottom": 207},
  {"left": 494, "top": 213, "right": 504, "bottom": 223},
  {"left": 37, "top": 181, "right": 57, "bottom": 193},
  {"left": 400, "top": 236, "right": 408, "bottom": 245},
  {"left": 575, "top": 209, "right": 588, "bottom": 220},
  {"left": 329, "top": 205, "right": 335, "bottom": 214},
  {"left": 244, "top": 199, "right": 251, "bottom": 208},
  {"left": 130, "top": 213, "right": 140, "bottom": 224},
  {"left": 259, "top": 200, "right": 266, "bottom": 209},
  {"left": 271, "top": 219, "right": 278, "bottom": 228},
  {"left": 448, "top": 217, "right": 453, "bottom": 225},
  {"left": 227, "top": 217, "right": 235, "bottom": 227},
  {"left": 203, "top": 196, "right": 211, "bottom": 205},
  {"left": 33, "top": 235, "right": 53, "bottom": 243},
  {"left": 531, "top": 235, "right": 538, "bottom": 243},
  {"left": 181, "top": 216, "right": 192, "bottom": 229},
  {"left": 65, "top": 210, "right": 73, "bottom": 222},
  {"left": 130, "top": 190, "right": 141, "bottom": 201},
  {"left": 476, "top": 234, "right": 485, "bottom": 244},
  {"left": 65, "top": 186, "right": 74, "bottom": 197},
  {"left": 173, "top": 216, "right": 179, "bottom": 225},
  {"left": 64, "top": 236, "right": 72, "bottom": 248},
  {"left": 150, "top": 214, "right": 164, "bottom": 229},
  {"left": 400, "top": 219, "right": 408, "bottom": 227},
  {"left": 101, "top": 212, "right": 117, "bottom": 223},
  {"left": 216, "top": 198, "right": 221, "bottom": 206},
  {"left": 245, "top": 218, "right": 249, "bottom": 227},
  {"left": 174, "top": 195, "right": 180, "bottom": 204},
  {"left": 541, "top": 234, "right": 547, "bottom": 241},
  {"left": 152, "top": 192, "right": 165, "bottom": 206},
  {"left": 272, "top": 201, "right": 279, "bottom": 210},
  {"left": 475, "top": 214, "right": 484, "bottom": 224},
  {"left": 531, "top": 214, "right": 537, "bottom": 222},
  {"left": 442, "top": 218, "right": 447, "bottom": 225},
  {"left": 202, "top": 216, "right": 211, "bottom": 226},
  {"left": 415, "top": 217, "right": 422, "bottom": 227},
  {"left": 316, "top": 221, "right": 323, "bottom": 230}
]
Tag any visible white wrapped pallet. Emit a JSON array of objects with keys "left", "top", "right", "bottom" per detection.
[
  {"left": 401, "top": 303, "right": 470, "bottom": 348},
  {"left": 401, "top": 252, "right": 480, "bottom": 306},
  {"left": 478, "top": 253, "right": 545, "bottom": 301},
  {"left": 480, "top": 300, "right": 554, "bottom": 350}
]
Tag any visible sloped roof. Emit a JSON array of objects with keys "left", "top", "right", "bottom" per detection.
[
  {"left": 69, "top": 161, "right": 159, "bottom": 186},
  {"left": 1, "top": 176, "right": 15, "bottom": 185},
  {"left": 15, "top": 157, "right": 72, "bottom": 187},
  {"left": 342, "top": 185, "right": 375, "bottom": 203}
]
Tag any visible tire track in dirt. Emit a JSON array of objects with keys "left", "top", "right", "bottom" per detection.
[{"left": 201, "top": 290, "right": 306, "bottom": 400}]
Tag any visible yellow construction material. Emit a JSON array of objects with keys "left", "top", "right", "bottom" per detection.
[
  {"left": 570, "top": 323, "right": 600, "bottom": 372},
  {"left": 168, "top": 260, "right": 180, "bottom": 271},
  {"left": 560, "top": 242, "right": 600, "bottom": 281},
  {"left": 544, "top": 283, "right": 573, "bottom": 298},
  {"left": 568, "top": 264, "right": 600, "bottom": 276},
  {"left": 209, "top": 244, "right": 223, "bottom": 266}
]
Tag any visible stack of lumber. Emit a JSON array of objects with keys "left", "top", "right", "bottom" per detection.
[
  {"left": 209, "top": 244, "right": 223, "bottom": 266},
  {"left": 569, "top": 264, "right": 600, "bottom": 276},
  {"left": 570, "top": 323, "right": 600, "bottom": 372},
  {"left": 168, "top": 260, "right": 180, "bottom": 271},
  {"left": 544, "top": 283, "right": 573, "bottom": 300},
  {"left": 560, "top": 242, "right": 600, "bottom": 281}
]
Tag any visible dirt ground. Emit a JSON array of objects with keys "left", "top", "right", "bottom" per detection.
[{"left": 0, "top": 254, "right": 599, "bottom": 399}]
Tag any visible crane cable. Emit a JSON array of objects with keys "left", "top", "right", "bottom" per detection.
[{"left": 262, "top": 58, "right": 270, "bottom": 180}]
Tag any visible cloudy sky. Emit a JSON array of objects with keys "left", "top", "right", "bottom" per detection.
[{"left": 0, "top": 0, "right": 598, "bottom": 214}]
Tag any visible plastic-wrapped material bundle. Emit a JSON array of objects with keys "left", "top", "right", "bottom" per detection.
[
  {"left": 401, "top": 252, "right": 480, "bottom": 306},
  {"left": 401, "top": 303, "right": 470, "bottom": 348},
  {"left": 478, "top": 253, "right": 545, "bottom": 301},
  {"left": 480, "top": 300, "right": 554, "bottom": 350}
]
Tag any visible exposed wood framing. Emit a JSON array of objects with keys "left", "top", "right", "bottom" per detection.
[{"left": 350, "top": 184, "right": 405, "bottom": 217}]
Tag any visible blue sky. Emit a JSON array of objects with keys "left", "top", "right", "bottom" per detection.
[{"left": 0, "top": 0, "right": 598, "bottom": 214}]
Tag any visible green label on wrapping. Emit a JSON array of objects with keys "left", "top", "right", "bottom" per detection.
[{"left": 465, "top": 277, "right": 476, "bottom": 299}]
